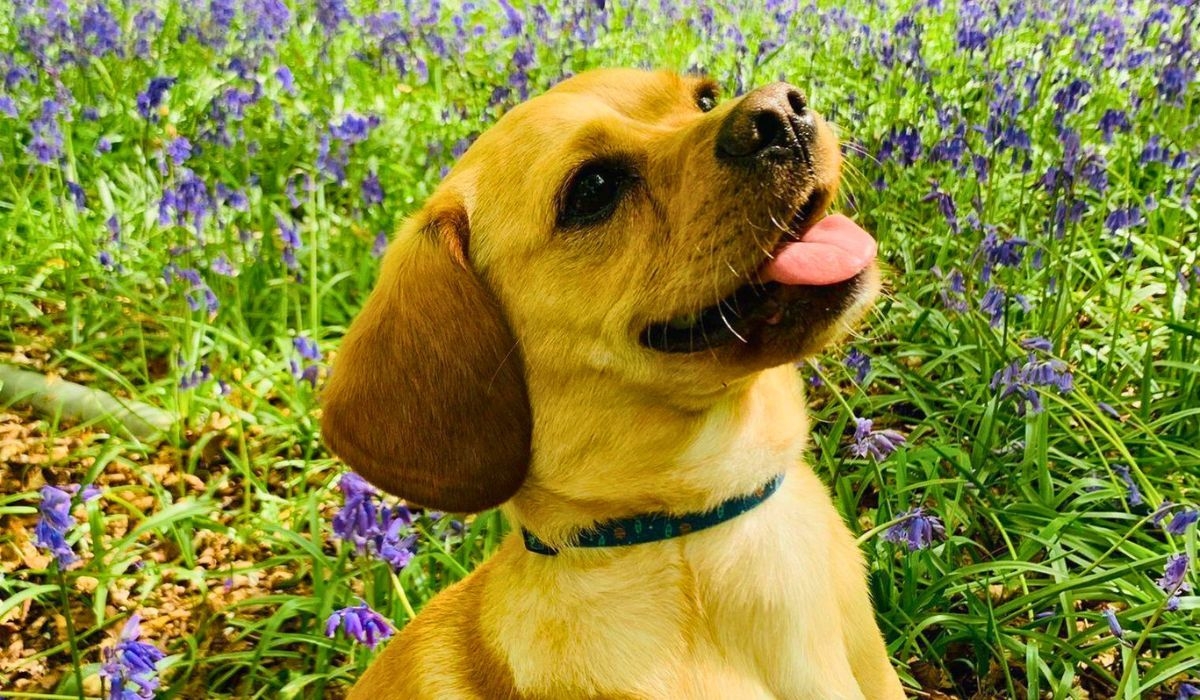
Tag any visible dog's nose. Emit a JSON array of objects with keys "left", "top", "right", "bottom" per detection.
[{"left": 716, "top": 83, "right": 813, "bottom": 164}]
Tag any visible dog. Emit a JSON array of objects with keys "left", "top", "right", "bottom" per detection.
[{"left": 321, "top": 68, "right": 905, "bottom": 699}]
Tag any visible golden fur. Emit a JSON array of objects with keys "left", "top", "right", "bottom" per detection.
[{"left": 322, "top": 69, "right": 907, "bottom": 699}]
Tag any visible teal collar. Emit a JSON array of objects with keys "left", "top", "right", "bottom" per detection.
[{"left": 522, "top": 474, "right": 785, "bottom": 556}]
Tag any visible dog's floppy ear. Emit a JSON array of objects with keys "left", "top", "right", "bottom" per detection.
[{"left": 321, "top": 196, "right": 531, "bottom": 512}]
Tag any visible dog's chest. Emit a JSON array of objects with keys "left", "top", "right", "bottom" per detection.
[{"left": 494, "top": 472, "right": 864, "bottom": 698}]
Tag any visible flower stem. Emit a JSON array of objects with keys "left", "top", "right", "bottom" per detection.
[{"left": 55, "top": 566, "right": 85, "bottom": 700}]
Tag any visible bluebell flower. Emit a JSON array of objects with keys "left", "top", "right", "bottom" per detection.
[
  {"left": 294, "top": 335, "right": 321, "bottom": 362},
  {"left": 979, "top": 286, "right": 1006, "bottom": 327},
  {"left": 325, "top": 602, "right": 393, "bottom": 650},
  {"left": 165, "top": 137, "right": 192, "bottom": 165},
  {"left": 1166, "top": 509, "right": 1199, "bottom": 536},
  {"left": 361, "top": 171, "right": 383, "bottom": 207},
  {"left": 28, "top": 99, "right": 64, "bottom": 164},
  {"left": 243, "top": 0, "right": 292, "bottom": 42},
  {"left": 883, "top": 507, "right": 945, "bottom": 551},
  {"left": 276, "top": 215, "right": 301, "bottom": 270},
  {"left": 316, "top": 0, "right": 352, "bottom": 31},
  {"left": 848, "top": 417, "right": 905, "bottom": 461},
  {"left": 79, "top": 3, "right": 122, "bottom": 58},
  {"left": 845, "top": 349, "right": 871, "bottom": 384},
  {"left": 1105, "top": 206, "right": 1144, "bottom": 234},
  {"left": 979, "top": 230, "right": 1027, "bottom": 281},
  {"left": 935, "top": 267, "right": 967, "bottom": 312},
  {"left": 331, "top": 473, "right": 416, "bottom": 570},
  {"left": 136, "top": 77, "right": 175, "bottom": 119},
  {"left": 179, "top": 364, "right": 211, "bottom": 390},
  {"left": 35, "top": 485, "right": 78, "bottom": 568},
  {"left": 1113, "top": 465, "right": 1143, "bottom": 507},
  {"left": 1157, "top": 553, "right": 1190, "bottom": 610},
  {"left": 100, "top": 614, "right": 165, "bottom": 700},
  {"left": 1098, "top": 402, "right": 1120, "bottom": 419},
  {"left": 66, "top": 181, "right": 87, "bottom": 209},
  {"left": 1153, "top": 501, "right": 1176, "bottom": 527},
  {"left": 159, "top": 168, "right": 213, "bottom": 232},
  {"left": 0, "top": 95, "right": 17, "bottom": 117},
  {"left": 371, "top": 232, "right": 388, "bottom": 258},
  {"left": 990, "top": 355, "right": 1073, "bottom": 415},
  {"left": 211, "top": 255, "right": 235, "bottom": 277},
  {"left": 1102, "top": 607, "right": 1125, "bottom": 640},
  {"left": 329, "top": 112, "right": 379, "bottom": 144},
  {"left": 1178, "top": 682, "right": 1200, "bottom": 699},
  {"left": 275, "top": 66, "right": 296, "bottom": 94},
  {"left": 1019, "top": 337, "right": 1052, "bottom": 353}
]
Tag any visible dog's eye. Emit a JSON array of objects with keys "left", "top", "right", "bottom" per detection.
[
  {"left": 560, "top": 163, "right": 628, "bottom": 227},
  {"left": 696, "top": 91, "right": 718, "bottom": 113}
]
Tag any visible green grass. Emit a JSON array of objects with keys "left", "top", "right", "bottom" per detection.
[{"left": 1, "top": 0, "right": 1197, "bottom": 698}]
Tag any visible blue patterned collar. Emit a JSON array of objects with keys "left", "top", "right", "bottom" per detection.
[{"left": 522, "top": 473, "right": 785, "bottom": 556}]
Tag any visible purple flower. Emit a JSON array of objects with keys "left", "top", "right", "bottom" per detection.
[
  {"left": 136, "top": 77, "right": 176, "bottom": 119},
  {"left": 979, "top": 230, "right": 1027, "bottom": 281},
  {"left": 243, "top": 0, "right": 291, "bottom": 42},
  {"left": 275, "top": 66, "right": 296, "bottom": 94},
  {"left": 1103, "top": 607, "right": 1124, "bottom": 639},
  {"left": 165, "top": 137, "right": 192, "bottom": 165},
  {"left": 100, "top": 614, "right": 165, "bottom": 699},
  {"left": 1019, "top": 336, "right": 1052, "bottom": 353},
  {"left": 361, "top": 171, "right": 384, "bottom": 207},
  {"left": 316, "top": 0, "right": 352, "bottom": 31},
  {"left": 325, "top": 602, "right": 393, "bottom": 650},
  {"left": 371, "top": 231, "right": 388, "bottom": 258},
  {"left": 378, "top": 518, "right": 418, "bottom": 570},
  {"left": 79, "top": 3, "right": 122, "bottom": 58},
  {"left": 1166, "top": 509, "right": 1199, "bottom": 536},
  {"left": 990, "top": 355, "right": 1074, "bottom": 415},
  {"left": 1153, "top": 501, "right": 1176, "bottom": 527},
  {"left": 329, "top": 112, "right": 379, "bottom": 144},
  {"left": 845, "top": 349, "right": 871, "bottom": 383},
  {"left": 159, "top": 168, "right": 214, "bottom": 231},
  {"left": 936, "top": 267, "right": 967, "bottom": 312},
  {"left": 0, "top": 95, "right": 17, "bottom": 117},
  {"left": 1105, "top": 206, "right": 1144, "bottom": 234},
  {"left": 178, "top": 364, "right": 211, "bottom": 390},
  {"left": 979, "top": 286, "right": 1006, "bottom": 327},
  {"left": 294, "top": 335, "right": 321, "bottom": 361},
  {"left": 35, "top": 485, "right": 78, "bottom": 568},
  {"left": 1098, "top": 402, "right": 1120, "bottom": 419},
  {"left": 1178, "top": 682, "right": 1200, "bottom": 699},
  {"left": 28, "top": 99, "right": 64, "bottom": 164},
  {"left": 848, "top": 417, "right": 905, "bottom": 461},
  {"left": 211, "top": 255, "right": 235, "bottom": 277},
  {"left": 276, "top": 215, "right": 301, "bottom": 270},
  {"left": 66, "top": 181, "right": 87, "bottom": 209},
  {"left": 1158, "top": 553, "right": 1190, "bottom": 593},
  {"left": 883, "top": 507, "right": 946, "bottom": 551},
  {"left": 1113, "top": 465, "right": 1143, "bottom": 507},
  {"left": 1157, "top": 553, "right": 1191, "bottom": 610},
  {"left": 331, "top": 473, "right": 416, "bottom": 570}
]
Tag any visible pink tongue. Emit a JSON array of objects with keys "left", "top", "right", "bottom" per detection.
[{"left": 761, "top": 214, "right": 877, "bottom": 286}]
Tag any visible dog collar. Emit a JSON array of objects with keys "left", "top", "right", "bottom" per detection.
[{"left": 522, "top": 473, "right": 785, "bottom": 555}]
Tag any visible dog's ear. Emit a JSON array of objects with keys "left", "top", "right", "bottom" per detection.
[{"left": 320, "top": 196, "right": 531, "bottom": 512}]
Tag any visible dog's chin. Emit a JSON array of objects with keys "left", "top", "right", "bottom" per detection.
[{"left": 638, "top": 265, "right": 878, "bottom": 367}]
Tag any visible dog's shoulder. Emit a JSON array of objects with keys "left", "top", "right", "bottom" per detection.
[{"left": 348, "top": 559, "right": 520, "bottom": 700}]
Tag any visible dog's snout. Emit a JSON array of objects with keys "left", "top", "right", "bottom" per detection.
[{"left": 716, "top": 83, "right": 814, "bottom": 164}]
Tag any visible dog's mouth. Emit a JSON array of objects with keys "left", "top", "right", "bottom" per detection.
[{"left": 639, "top": 190, "right": 876, "bottom": 354}]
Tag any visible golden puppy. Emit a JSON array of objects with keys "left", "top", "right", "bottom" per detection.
[{"left": 322, "top": 69, "right": 905, "bottom": 699}]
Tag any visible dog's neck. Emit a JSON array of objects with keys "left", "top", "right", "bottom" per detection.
[{"left": 506, "top": 365, "right": 809, "bottom": 549}]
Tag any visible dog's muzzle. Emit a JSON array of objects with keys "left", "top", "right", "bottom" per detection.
[{"left": 716, "top": 82, "right": 816, "bottom": 166}]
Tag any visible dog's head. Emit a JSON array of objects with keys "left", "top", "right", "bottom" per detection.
[{"left": 321, "top": 69, "right": 879, "bottom": 512}]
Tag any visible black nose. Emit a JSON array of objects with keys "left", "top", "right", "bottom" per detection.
[{"left": 716, "top": 83, "right": 813, "bottom": 164}]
